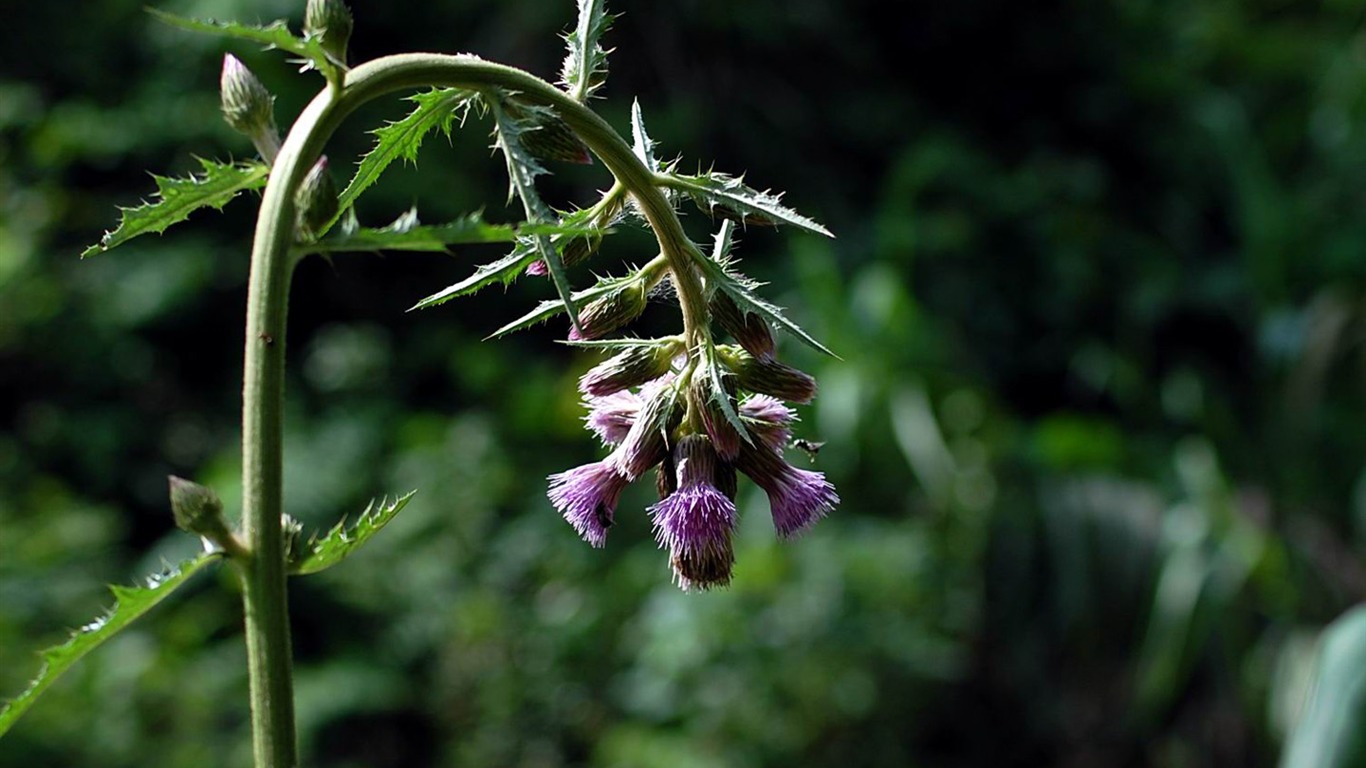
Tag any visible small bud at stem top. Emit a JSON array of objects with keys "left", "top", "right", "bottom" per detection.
[
  {"left": 219, "top": 55, "right": 280, "bottom": 164},
  {"left": 168, "top": 475, "right": 245, "bottom": 557},
  {"left": 305, "top": 0, "right": 354, "bottom": 66}
]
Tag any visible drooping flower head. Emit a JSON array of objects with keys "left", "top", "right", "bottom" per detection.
[
  {"left": 547, "top": 459, "right": 629, "bottom": 547},
  {"left": 736, "top": 438, "right": 839, "bottom": 539},
  {"left": 740, "top": 394, "right": 797, "bottom": 453},
  {"left": 649, "top": 435, "right": 738, "bottom": 590}
]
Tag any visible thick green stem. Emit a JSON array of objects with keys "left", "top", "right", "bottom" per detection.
[{"left": 239, "top": 53, "right": 707, "bottom": 768}]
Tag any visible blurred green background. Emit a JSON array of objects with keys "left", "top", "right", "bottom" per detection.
[{"left": 4, "top": 0, "right": 1366, "bottom": 765}]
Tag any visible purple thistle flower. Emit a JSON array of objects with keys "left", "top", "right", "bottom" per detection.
[
  {"left": 736, "top": 441, "right": 838, "bottom": 538},
  {"left": 649, "top": 436, "right": 738, "bottom": 590},
  {"left": 739, "top": 394, "right": 797, "bottom": 453},
  {"left": 526, "top": 259, "right": 549, "bottom": 276},
  {"left": 547, "top": 459, "right": 629, "bottom": 548},
  {"left": 584, "top": 390, "right": 642, "bottom": 446}
]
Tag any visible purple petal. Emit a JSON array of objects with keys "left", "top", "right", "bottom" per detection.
[
  {"left": 740, "top": 394, "right": 796, "bottom": 453},
  {"left": 547, "top": 460, "right": 628, "bottom": 547},
  {"left": 584, "top": 390, "right": 641, "bottom": 445},
  {"left": 737, "top": 443, "right": 838, "bottom": 538},
  {"left": 649, "top": 483, "right": 737, "bottom": 591},
  {"left": 527, "top": 259, "right": 548, "bottom": 276}
]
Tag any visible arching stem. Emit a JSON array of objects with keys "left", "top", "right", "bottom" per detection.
[{"left": 238, "top": 53, "right": 711, "bottom": 768}]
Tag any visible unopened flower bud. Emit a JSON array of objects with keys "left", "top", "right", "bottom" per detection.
[
  {"left": 569, "top": 281, "right": 650, "bottom": 341},
  {"left": 305, "top": 0, "right": 353, "bottom": 65},
  {"left": 220, "top": 54, "right": 279, "bottom": 162},
  {"left": 732, "top": 350, "right": 817, "bottom": 404},
  {"left": 740, "top": 394, "right": 797, "bottom": 452},
  {"left": 295, "top": 155, "right": 339, "bottom": 241},
  {"left": 613, "top": 380, "right": 681, "bottom": 480},
  {"left": 579, "top": 342, "right": 678, "bottom": 397},
  {"left": 527, "top": 233, "right": 603, "bottom": 276},
  {"left": 711, "top": 292, "right": 775, "bottom": 358},
  {"left": 687, "top": 371, "right": 742, "bottom": 460},
  {"left": 168, "top": 476, "right": 243, "bottom": 556}
]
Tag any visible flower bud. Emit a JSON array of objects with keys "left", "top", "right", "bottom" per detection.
[
  {"left": 527, "top": 233, "right": 603, "bottom": 276},
  {"left": 687, "top": 370, "right": 742, "bottom": 460},
  {"left": 569, "top": 281, "right": 650, "bottom": 341},
  {"left": 168, "top": 476, "right": 245, "bottom": 556},
  {"left": 295, "top": 155, "right": 339, "bottom": 241},
  {"left": 711, "top": 292, "right": 775, "bottom": 358},
  {"left": 501, "top": 99, "right": 592, "bottom": 165},
  {"left": 732, "top": 350, "right": 817, "bottom": 404},
  {"left": 740, "top": 394, "right": 797, "bottom": 453},
  {"left": 305, "top": 0, "right": 353, "bottom": 64},
  {"left": 220, "top": 55, "right": 279, "bottom": 162},
  {"left": 613, "top": 380, "right": 681, "bottom": 480},
  {"left": 579, "top": 342, "right": 677, "bottom": 397}
]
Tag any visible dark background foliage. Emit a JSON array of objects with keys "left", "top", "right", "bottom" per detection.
[{"left": 3, "top": 0, "right": 1366, "bottom": 765}]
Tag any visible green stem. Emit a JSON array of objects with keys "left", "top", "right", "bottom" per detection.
[{"left": 239, "top": 53, "right": 707, "bottom": 768}]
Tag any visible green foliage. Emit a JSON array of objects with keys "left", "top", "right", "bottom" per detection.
[
  {"left": 630, "top": 100, "right": 659, "bottom": 170},
  {"left": 81, "top": 158, "right": 269, "bottom": 258},
  {"left": 304, "top": 209, "right": 584, "bottom": 255},
  {"left": 1280, "top": 606, "right": 1366, "bottom": 768},
  {"left": 147, "top": 10, "right": 344, "bottom": 83},
  {"left": 486, "top": 93, "right": 581, "bottom": 332},
  {"left": 486, "top": 267, "right": 656, "bottom": 338},
  {"left": 335, "top": 88, "right": 478, "bottom": 224},
  {"left": 697, "top": 250, "right": 835, "bottom": 358},
  {"left": 660, "top": 170, "right": 833, "bottom": 238},
  {"left": 291, "top": 493, "right": 416, "bottom": 576},
  {"left": 560, "top": 0, "right": 614, "bottom": 102},
  {"left": 0, "top": 553, "right": 221, "bottom": 739}
]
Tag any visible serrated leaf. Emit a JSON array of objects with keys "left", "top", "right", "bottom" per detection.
[
  {"left": 291, "top": 492, "right": 416, "bottom": 576},
  {"left": 148, "top": 10, "right": 341, "bottom": 81},
  {"left": 697, "top": 256, "right": 837, "bottom": 358},
  {"left": 488, "top": 94, "right": 582, "bottom": 333},
  {"left": 706, "top": 342, "right": 749, "bottom": 439},
  {"left": 335, "top": 88, "right": 478, "bottom": 228},
  {"left": 631, "top": 99, "right": 658, "bottom": 170},
  {"left": 486, "top": 275, "right": 629, "bottom": 339},
  {"left": 0, "top": 552, "right": 221, "bottom": 738},
  {"left": 410, "top": 207, "right": 608, "bottom": 310},
  {"left": 660, "top": 170, "right": 833, "bottom": 238},
  {"left": 309, "top": 209, "right": 519, "bottom": 254},
  {"left": 82, "top": 158, "right": 269, "bottom": 258},
  {"left": 560, "top": 335, "right": 682, "bottom": 350},
  {"left": 412, "top": 242, "right": 539, "bottom": 309},
  {"left": 560, "top": 0, "right": 614, "bottom": 102}
]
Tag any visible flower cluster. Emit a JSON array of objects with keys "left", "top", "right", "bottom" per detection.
[{"left": 547, "top": 301, "right": 838, "bottom": 591}]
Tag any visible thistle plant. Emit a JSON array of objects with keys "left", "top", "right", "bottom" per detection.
[{"left": 0, "top": 0, "right": 837, "bottom": 764}]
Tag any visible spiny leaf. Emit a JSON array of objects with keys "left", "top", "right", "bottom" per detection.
[
  {"left": 560, "top": 0, "right": 614, "bottom": 102},
  {"left": 560, "top": 335, "right": 682, "bottom": 350},
  {"left": 411, "top": 207, "right": 608, "bottom": 310},
  {"left": 0, "top": 552, "right": 222, "bottom": 738},
  {"left": 631, "top": 99, "right": 658, "bottom": 170},
  {"left": 335, "top": 88, "right": 478, "bottom": 225},
  {"left": 697, "top": 256, "right": 837, "bottom": 358},
  {"left": 148, "top": 10, "right": 342, "bottom": 81},
  {"left": 307, "top": 209, "right": 585, "bottom": 255},
  {"left": 660, "top": 170, "right": 834, "bottom": 237},
  {"left": 82, "top": 158, "right": 269, "bottom": 258},
  {"left": 488, "top": 94, "right": 582, "bottom": 333},
  {"left": 706, "top": 342, "right": 749, "bottom": 439},
  {"left": 412, "top": 242, "right": 538, "bottom": 309},
  {"left": 291, "top": 492, "right": 416, "bottom": 576},
  {"left": 486, "top": 274, "right": 633, "bottom": 339}
]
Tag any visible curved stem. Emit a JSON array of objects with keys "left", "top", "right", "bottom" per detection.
[{"left": 240, "top": 53, "right": 708, "bottom": 768}]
